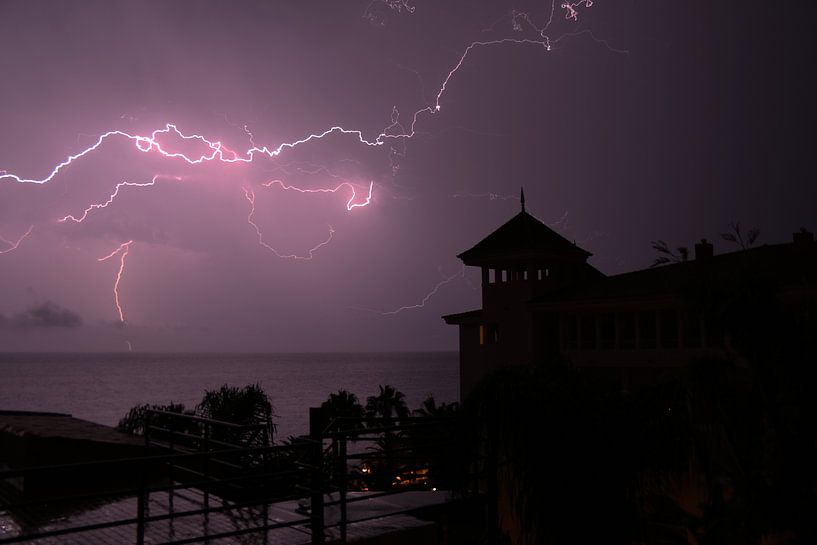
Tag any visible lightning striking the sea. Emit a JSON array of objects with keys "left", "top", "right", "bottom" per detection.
[
  {"left": 0, "top": 0, "right": 602, "bottom": 329},
  {"left": 97, "top": 240, "right": 133, "bottom": 323}
]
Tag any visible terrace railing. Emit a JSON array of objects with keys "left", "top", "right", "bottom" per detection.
[{"left": 0, "top": 409, "right": 484, "bottom": 544}]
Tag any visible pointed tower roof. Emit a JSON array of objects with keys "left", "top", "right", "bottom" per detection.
[{"left": 457, "top": 209, "right": 591, "bottom": 265}]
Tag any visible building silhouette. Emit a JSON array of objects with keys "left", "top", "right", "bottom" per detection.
[{"left": 444, "top": 190, "right": 817, "bottom": 397}]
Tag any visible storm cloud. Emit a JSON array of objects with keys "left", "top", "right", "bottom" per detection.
[{"left": 0, "top": 302, "right": 84, "bottom": 329}]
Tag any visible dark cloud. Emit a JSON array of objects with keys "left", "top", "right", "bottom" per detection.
[{"left": 0, "top": 302, "right": 83, "bottom": 329}]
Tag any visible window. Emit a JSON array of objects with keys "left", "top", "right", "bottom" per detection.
[
  {"left": 501, "top": 270, "right": 507, "bottom": 283},
  {"left": 564, "top": 315, "right": 578, "bottom": 350},
  {"left": 480, "top": 324, "right": 499, "bottom": 345},
  {"left": 581, "top": 315, "right": 597, "bottom": 350},
  {"left": 489, "top": 269, "right": 496, "bottom": 284},
  {"left": 660, "top": 310, "right": 679, "bottom": 349},
  {"left": 682, "top": 311, "right": 701, "bottom": 348},
  {"left": 599, "top": 314, "right": 615, "bottom": 350},
  {"left": 639, "top": 311, "right": 656, "bottom": 349},
  {"left": 618, "top": 313, "right": 636, "bottom": 349},
  {"left": 487, "top": 323, "right": 499, "bottom": 344}
]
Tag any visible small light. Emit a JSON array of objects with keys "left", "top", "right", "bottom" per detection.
[{"left": 432, "top": 487, "right": 437, "bottom": 492}]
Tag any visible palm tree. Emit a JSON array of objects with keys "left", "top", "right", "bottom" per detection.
[
  {"left": 365, "top": 384, "right": 409, "bottom": 425},
  {"left": 362, "top": 385, "right": 410, "bottom": 489},
  {"left": 117, "top": 401, "right": 189, "bottom": 436},
  {"left": 413, "top": 395, "right": 460, "bottom": 418},
  {"left": 320, "top": 389, "right": 365, "bottom": 433},
  {"left": 196, "top": 383, "right": 276, "bottom": 447},
  {"left": 650, "top": 239, "right": 690, "bottom": 267},
  {"left": 410, "top": 396, "right": 460, "bottom": 489}
]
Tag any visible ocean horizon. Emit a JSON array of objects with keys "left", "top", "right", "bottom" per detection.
[{"left": 0, "top": 351, "right": 459, "bottom": 440}]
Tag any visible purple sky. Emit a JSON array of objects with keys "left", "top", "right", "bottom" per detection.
[{"left": 1, "top": 1, "right": 815, "bottom": 352}]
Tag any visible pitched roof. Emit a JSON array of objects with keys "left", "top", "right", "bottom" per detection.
[
  {"left": 442, "top": 309, "right": 483, "bottom": 325},
  {"left": 457, "top": 210, "right": 591, "bottom": 264},
  {"left": 531, "top": 241, "right": 817, "bottom": 307}
]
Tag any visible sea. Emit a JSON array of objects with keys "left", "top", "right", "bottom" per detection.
[{"left": 0, "top": 352, "right": 458, "bottom": 440}]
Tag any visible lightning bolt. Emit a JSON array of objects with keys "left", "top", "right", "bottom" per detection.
[
  {"left": 0, "top": 2, "right": 603, "bottom": 189},
  {"left": 97, "top": 240, "right": 133, "bottom": 323},
  {"left": 58, "top": 174, "right": 183, "bottom": 223},
  {"left": 354, "top": 266, "right": 465, "bottom": 315},
  {"left": 0, "top": 0, "right": 608, "bottom": 326},
  {"left": 262, "top": 179, "right": 373, "bottom": 211},
  {"left": 243, "top": 187, "right": 336, "bottom": 260},
  {"left": 0, "top": 226, "right": 34, "bottom": 255}
]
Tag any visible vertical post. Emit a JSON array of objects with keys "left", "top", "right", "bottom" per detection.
[
  {"left": 262, "top": 502, "right": 270, "bottom": 545},
  {"left": 144, "top": 411, "right": 151, "bottom": 448},
  {"left": 136, "top": 458, "right": 146, "bottom": 545},
  {"left": 309, "top": 407, "right": 325, "bottom": 545},
  {"left": 139, "top": 409, "right": 151, "bottom": 544},
  {"left": 168, "top": 417, "right": 175, "bottom": 526},
  {"left": 203, "top": 423, "right": 210, "bottom": 543},
  {"left": 339, "top": 436, "right": 348, "bottom": 543}
]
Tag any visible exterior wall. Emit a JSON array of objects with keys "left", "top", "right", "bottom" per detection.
[
  {"left": 458, "top": 262, "right": 595, "bottom": 398},
  {"left": 458, "top": 324, "right": 486, "bottom": 400}
]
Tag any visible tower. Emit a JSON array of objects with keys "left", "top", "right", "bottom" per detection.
[{"left": 444, "top": 189, "right": 602, "bottom": 396}]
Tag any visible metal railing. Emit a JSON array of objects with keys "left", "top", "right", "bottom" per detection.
[{"left": 0, "top": 409, "right": 478, "bottom": 544}]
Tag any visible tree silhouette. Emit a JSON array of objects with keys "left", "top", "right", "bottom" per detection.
[
  {"left": 721, "top": 221, "right": 760, "bottom": 250},
  {"left": 363, "top": 385, "right": 410, "bottom": 489},
  {"left": 196, "top": 383, "right": 276, "bottom": 447},
  {"left": 365, "top": 384, "right": 409, "bottom": 425},
  {"left": 412, "top": 395, "right": 460, "bottom": 418},
  {"left": 650, "top": 239, "right": 690, "bottom": 267},
  {"left": 117, "top": 402, "right": 188, "bottom": 436},
  {"left": 320, "top": 389, "right": 365, "bottom": 432}
]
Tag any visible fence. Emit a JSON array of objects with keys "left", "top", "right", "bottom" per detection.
[{"left": 0, "top": 408, "right": 475, "bottom": 544}]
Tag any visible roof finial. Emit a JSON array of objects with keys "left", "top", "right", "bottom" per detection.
[{"left": 520, "top": 187, "right": 526, "bottom": 212}]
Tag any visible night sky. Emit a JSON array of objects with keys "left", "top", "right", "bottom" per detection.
[{"left": 1, "top": 1, "right": 815, "bottom": 352}]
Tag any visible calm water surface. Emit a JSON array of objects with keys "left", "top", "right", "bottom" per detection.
[{"left": 0, "top": 352, "right": 458, "bottom": 440}]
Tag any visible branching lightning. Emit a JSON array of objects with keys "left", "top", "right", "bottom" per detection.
[
  {"left": 58, "top": 175, "right": 183, "bottom": 223},
  {"left": 243, "top": 187, "right": 336, "bottom": 260},
  {"left": 0, "top": 226, "right": 34, "bottom": 255},
  {"left": 97, "top": 240, "right": 133, "bottom": 323},
  {"left": 0, "top": 0, "right": 605, "bottom": 324},
  {"left": 0, "top": 1, "right": 598, "bottom": 188},
  {"left": 263, "top": 179, "right": 373, "bottom": 211}
]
